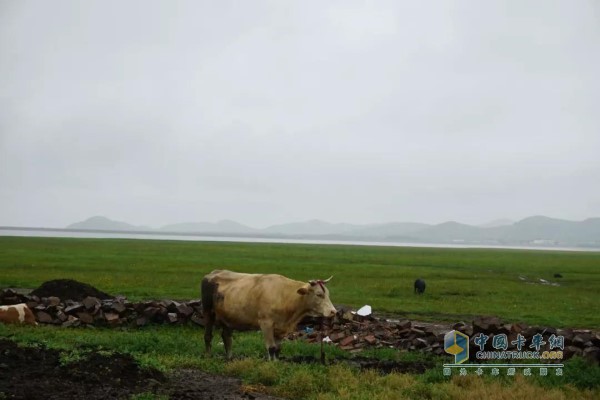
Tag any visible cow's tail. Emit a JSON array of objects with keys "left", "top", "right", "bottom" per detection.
[
  {"left": 201, "top": 276, "right": 217, "bottom": 354},
  {"left": 201, "top": 277, "right": 216, "bottom": 319}
]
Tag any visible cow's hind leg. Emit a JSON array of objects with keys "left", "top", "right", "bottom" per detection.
[
  {"left": 204, "top": 314, "right": 215, "bottom": 356},
  {"left": 222, "top": 326, "right": 233, "bottom": 360}
]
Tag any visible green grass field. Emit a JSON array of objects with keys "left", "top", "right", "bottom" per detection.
[
  {"left": 1, "top": 236, "right": 599, "bottom": 399},
  {"left": 1, "top": 236, "right": 598, "bottom": 327}
]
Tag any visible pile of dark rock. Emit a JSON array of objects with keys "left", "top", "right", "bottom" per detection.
[
  {"left": 291, "top": 312, "right": 600, "bottom": 364},
  {"left": 292, "top": 311, "right": 445, "bottom": 355},
  {"left": 464, "top": 315, "right": 600, "bottom": 363},
  {"left": 0, "top": 280, "right": 204, "bottom": 328}
]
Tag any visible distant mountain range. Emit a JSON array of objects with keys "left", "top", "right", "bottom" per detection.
[{"left": 63, "top": 215, "right": 600, "bottom": 247}]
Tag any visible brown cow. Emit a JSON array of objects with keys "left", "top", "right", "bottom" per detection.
[
  {"left": 201, "top": 269, "right": 336, "bottom": 360},
  {"left": 0, "top": 303, "right": 38, "bottom": 325}
]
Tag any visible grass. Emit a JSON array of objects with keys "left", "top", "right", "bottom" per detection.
[
  {"left": 1, "top": 235, "right": 599, "bottom": 399},
  {"left": 0, "top": 236, "right": 599, "bottom": 327}
]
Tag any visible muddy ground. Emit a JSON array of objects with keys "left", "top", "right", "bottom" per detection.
[{"left": 0, "top": 338, "right": 283, "bottom": 400}]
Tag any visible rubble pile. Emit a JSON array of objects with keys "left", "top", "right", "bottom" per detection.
[
  {"left": 0, "top": 288, "right": 204, "bottom": 328},
  {"left": 291, "top": 310, "right": 446, "bottom": 356},
  {"left": 467, "top": 315, "right": 600, "bottom": 363},
  {"left": 291, "top": 312, "right": 600, "bottom": 364}
]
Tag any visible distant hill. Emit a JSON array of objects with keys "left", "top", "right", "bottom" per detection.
[
  {"left": 262, "top": 219, "right": 363, "bottom": 235},
  {"left": 408, "top": 221, "right": 488, "bottom": 242},
  {"left": 343, "top": 222, "right": 431, "bottom": 238},
  {"left": 501, "top": 216, "right": 600, "bottom": 243},
  {"left": 64, "top": 215, "right": 600, "bottom": 247},
  {"left": 160, "top": 220, "right": 257, "bottom": 234},
  {"left": 404, "top": 216, "right": 600, "bottom": 245},
  {"left": 66, "top": 216, "right": 150, "bottom": 231},
  {"left": 478, "top": 218, "right": 514, "bottom": 228}
]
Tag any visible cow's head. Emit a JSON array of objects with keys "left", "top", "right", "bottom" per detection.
[{"left": 297, "top": 276, "right": 337, "bottom": 318}]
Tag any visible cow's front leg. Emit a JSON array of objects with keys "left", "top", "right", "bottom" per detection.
[
  {"left": 273, "top": 336, "right": 283, "bottom": 360},
  {"left": 259, "top": 320, "right": 278, "bottom": 361}
]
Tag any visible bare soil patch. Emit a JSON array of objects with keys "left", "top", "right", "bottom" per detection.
[{"left": 0, "top": 339, "right": 281, "bottom": 400}]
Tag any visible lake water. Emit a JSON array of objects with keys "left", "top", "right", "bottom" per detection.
[{"left": 1, "top": 228, "right": 598, "bottom": 252}]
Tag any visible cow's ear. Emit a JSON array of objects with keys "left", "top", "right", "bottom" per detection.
[{"left": 297, "top": 286, "right": 309, "bottom": 295}]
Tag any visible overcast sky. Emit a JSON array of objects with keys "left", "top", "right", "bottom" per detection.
[{"left": 1, "top": 0, "right": 599, "bottom": 229}]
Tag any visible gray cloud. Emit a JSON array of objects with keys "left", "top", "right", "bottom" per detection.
[{"left": 1, "top": 0, "right": 599, "bottom": 228}]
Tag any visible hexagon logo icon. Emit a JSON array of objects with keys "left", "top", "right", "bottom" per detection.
[{"left": 444, "top": 330, "right": 469, "bottom": 364}]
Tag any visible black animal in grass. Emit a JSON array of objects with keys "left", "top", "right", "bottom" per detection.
[
  {"left": 414, "top": 278, "right": 426, "bottom": 294},
  {"left": 553, "top": 273, "right": 563, "bottom": 278}
]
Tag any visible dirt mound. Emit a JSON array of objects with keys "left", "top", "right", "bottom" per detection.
[
  {"left": 0, "top": 339, "right": 282, "bottom": 400},
  {"left": 30, "top": 279, "right": 113, "bottom": 301},
  {"left": 0, "top": 339, "right": 164, "bottom": 400}
]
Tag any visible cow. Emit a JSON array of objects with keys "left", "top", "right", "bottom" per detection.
[
  {"left": 414, "top": 278, "right": 426, "bottom": 294},
  {"left": 0, "top": 303, "right": 38, "bottom": 325},
  {"left": 201, "top": 269, "right": 336, "bottom": 360}
]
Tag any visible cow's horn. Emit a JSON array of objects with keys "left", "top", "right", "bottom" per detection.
[{"left": 322, "top": 276, "right": 333, "bottom": 284}]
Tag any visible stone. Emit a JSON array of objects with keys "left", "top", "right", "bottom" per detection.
[
  {"left": 592, "top": 333, "right": 600, "bottom": 347},
  {"left": 473, "top": 316, "right": 502, "bottom": 334},
  {"left": 25, "top": 301, "right": 39, "bottom": 309},
  {"left": 167, "top": 301, "right": 181, "bottom": 313},
  {"left": 410, "top": 328, "right": 426, "bottom": 336},
  {"left": 340, "top": 335, "right": 356, "bottom": 347},
  {"left": 176, "top": 304, "right": 194, "bottom": 317},
  {"left": 82, "top": 296, "right": 101, "bottom": 311},
  {"left": 329, "top": 332, "right": 346, "bottom": 342},
  {"left": 111, "top": 302, "right": 127, "bottom": 314},
  {"left": 167, "top": 313, "right": 178, "bottom": 323},
  {"left": 62, "top": 315, "right": 81, "bottom": 327},
  {"left": 396, "top": 320, "right": 411, "bottom": 330},
  {"left": 55, "top": 311, "right": 67, "bottom": 322},
  {"left": 452, "top": 321, "right": 469, "bottom": 332},
  {"left": 557, "top": 328, "right": 574, "bottom": 345},
  {"left": 105, "top": 312, "right": 120, "bottom": 324},
  {"left": 190, "top": 314, "right": 205, "bottom": 326},
  {"left": 76, "top": 312, "right": 94, "bottom": 324},
  {"left": 564, "top": 345, "right": 583, "bottom": 358},
  {"left": 143, "top": 306, "right": 161, "bottom": 318},
  {"left": 46, "top": 296, "right": 61, "bottom": 306},
  {"left": 64, "top": 303, "right": 84, "bottom": 314},
  {"left": 364, "top": 335, "right": 377, "bottom": 345},
  {"left": 1, "top": 289, "right": 18, "bottom": 297},
  {"left": 36, "top": 311, "right": 53, "bottom": 324},
  {"left": 573, "top": 334, "right": 592, "bottom": 347}
]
